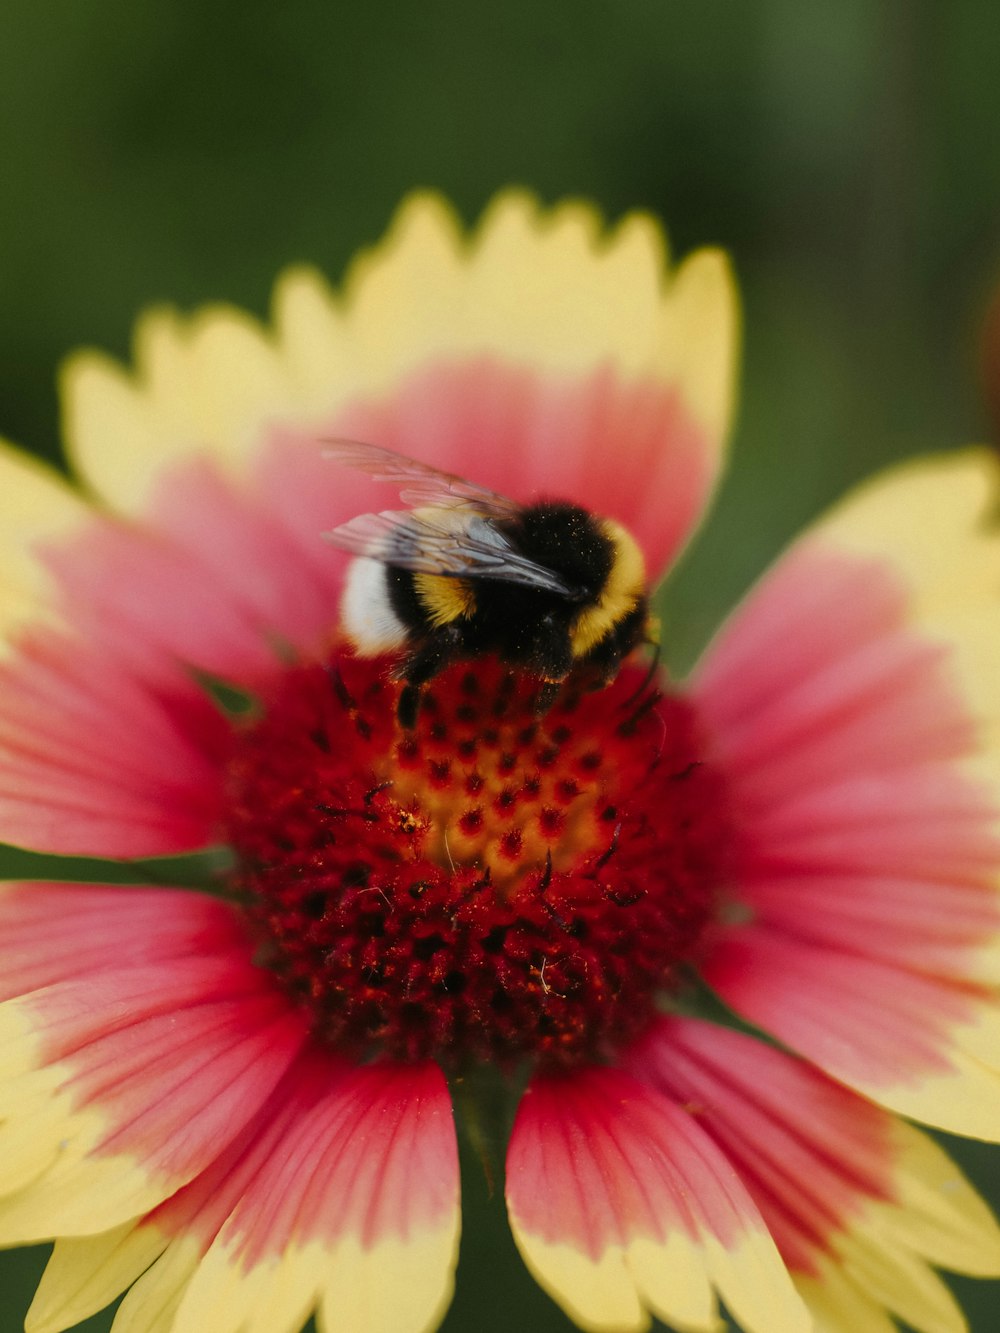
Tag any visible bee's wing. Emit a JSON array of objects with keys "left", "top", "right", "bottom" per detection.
[
  {"left": 325, "top": 510, "right": 583, "bottom": 599},
  {"left": 324, "top": 439, "right": 521, "bottom": 518}
]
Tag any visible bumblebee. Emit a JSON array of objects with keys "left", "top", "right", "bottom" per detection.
[{"left": 325, "top": 441, "right": 657, "bottom": 727}]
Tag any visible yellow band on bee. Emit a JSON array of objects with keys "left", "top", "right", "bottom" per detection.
[
  {"left": 413, "top": 572, "right": 477, "bottom": 628},
  {"left": 569, "top": 520, "right": 647, "bottom": 657}
]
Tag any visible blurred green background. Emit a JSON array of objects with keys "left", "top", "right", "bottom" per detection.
[{"left": 2, "top": 1, "right": 999, "bottom": 1330}]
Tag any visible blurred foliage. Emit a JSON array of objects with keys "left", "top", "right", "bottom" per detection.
[{"left": 1, "top": 0, "right": 1000, "bottom": 1330}]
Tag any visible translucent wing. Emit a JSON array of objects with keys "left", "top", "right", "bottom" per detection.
[
  {"left": 324, "top": 439, "right": 522, "bottom": 518},
  {"left": 325, "top": 509, "right": 584, "bottom": 599}
]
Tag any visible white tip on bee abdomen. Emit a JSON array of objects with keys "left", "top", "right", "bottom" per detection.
[{"left": 341, "top": 557, "right": 409, "bottom": 655}]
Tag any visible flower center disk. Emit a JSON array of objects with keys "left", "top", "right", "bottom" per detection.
[{"left": 224, "top": 655, "right": 731, "bottom": 1068}]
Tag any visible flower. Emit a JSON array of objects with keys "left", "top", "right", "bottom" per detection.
[{"left": 1, "top": 190, "right": 999, "bottom": 1333}]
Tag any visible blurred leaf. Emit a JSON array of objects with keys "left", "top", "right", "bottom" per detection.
[{"left": 0, "top": 843, "right": 234, "bottom": 891}]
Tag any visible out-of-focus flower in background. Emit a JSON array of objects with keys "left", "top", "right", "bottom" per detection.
[{"left": 1, "top": 194, "right": 999, "bottom": 1333}]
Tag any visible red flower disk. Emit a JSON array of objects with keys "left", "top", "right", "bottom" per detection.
[{"left": 0, "top": 193, "right": 999, "bottom": 1333}]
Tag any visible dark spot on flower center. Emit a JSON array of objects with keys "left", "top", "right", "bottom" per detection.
[{"left": 223, "top": 653, "right": 732, "bottom": 1069}]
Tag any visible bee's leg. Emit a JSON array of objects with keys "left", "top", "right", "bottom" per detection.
[
  {"left": 395, "top": 625, "right": 464, "bottom": 728},
  {"left": 578, "top": 602, "right": 655, "bottom": 695},
  {"left": 394, "top": 683, "right": 420, "bottom": 731},
  {"left": 533, "top": 679, "right": 563, "bottom": 715},
  {"left": 617, "top": 638, "right": 662, "bottom": 706},
  {"left": 521, "top": 612, "right": 573, "bottom": 680}
]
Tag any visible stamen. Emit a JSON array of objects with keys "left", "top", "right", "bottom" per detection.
[{"left": 224, "top": 654, "right": 732, "bottom": 1068}]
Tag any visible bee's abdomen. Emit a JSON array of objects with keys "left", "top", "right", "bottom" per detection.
[
  {"left": 385, "top": 564, "right": 427, "bottom": 632},
  {"left": 341, "top": 557, "right": 411, "bottom": 655}
]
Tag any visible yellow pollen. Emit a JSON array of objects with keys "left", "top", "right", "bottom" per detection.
[{"left": 380, "top": 715, "right": 612, "bottom": 894}]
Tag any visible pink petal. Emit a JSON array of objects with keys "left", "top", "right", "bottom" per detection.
[
  {"left": 124, "top": 1054, "right": 460, "bottom": 1333},
  {"left": 42, "top": 473, "right": 334, "bottom": 688},
  {"left": 0, "top": 882, "right": 246, "bottom": 1000},
  {"left": 260, "top": 357, "right": 715, "bottom": 585},
  {"left": 624, "top": 1018, "right": 1000, "bottom": 1331},
  {"left": 690, "top": 534, "right": 1000, "bottom": 1137},
  {"left": 0, "top": 625, "right": 228, "bottom": 855},
  {"left": 701, "top": 924, "right": 1000, "bottom": 1138},
  {"left": 701, "top": 926, "right": 973, "bottom": 1084},
  {"left": 622, "top": 1017, "right": 895, "bottom": 1276},
  {"left": 506, "top": 1064, "right": 807, "bottom": 1333},
  {"left": 3, "top": 452, "right": 340, "bottom": 857},
  {"left": 693, "top": 547, "right": 978, "bottom": 812},
  {"left": 0, "top": 886, "right": 306, "bottom": 1242},
  {"left": 151, "top": 1053, "right": 456, "bottom": 1257},
  {"left": 146, "top": 458, "right": 346, "bottom": 660}
]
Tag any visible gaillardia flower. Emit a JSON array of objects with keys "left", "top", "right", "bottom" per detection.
[{"left": 1, "top": 192, "right": 999, "bottom": 1333}]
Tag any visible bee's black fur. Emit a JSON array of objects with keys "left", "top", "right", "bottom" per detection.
[
  {"left": 382, "top": 503, "right": 648, "bottom": 725},
  {"left": 499, "top": 503, "right": 615, "bottom": 595}
]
